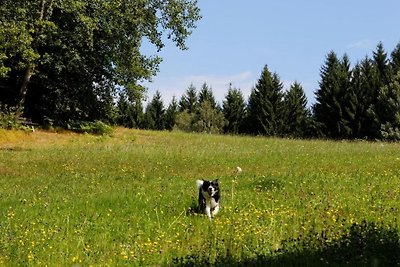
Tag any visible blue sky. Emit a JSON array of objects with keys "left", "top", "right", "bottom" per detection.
[{"left": 143, "top": 0, "right": 400, "bottom": 106}]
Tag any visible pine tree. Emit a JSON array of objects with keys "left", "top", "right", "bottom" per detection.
[
  {"left": 164, "top": 96, "right": 179, "bottom": 130},
  {"left": 246, "top": 65, "right": 284, "bottom": 136},
  {"left": 313, "top": 52, "right": 353, "bottom": 138},
  {"left": 390, "top": 42, "right": 400, "bottom": 77},
  {"left": 376, "top": 70, "right": 400, "bottom": 140},
  {"left": 282, "top": 82, "right": 311, "bottom": 137},
  {"left": 116, "top": 92, "right": 143, "bottom": 128},
  {"left": 179, "top": 84, "right": 198, "bottom": 113},
  {"left": 144, "top": 91, "right": 165, "bottom": 130},
  {"left": 371, "top": 43, "right": 393, "bottom": 137},
  {"left": 223, "top": 85, "right": 246, "bottom": 134},
  {"left": 340, "top": 54, "right": 357, "bottom": 138},
  {"left": 198, "top": 83, "right": 217, "bottom": 109},
  {"left": 373, "top": 42, "right": 390, "bottom": 86}
]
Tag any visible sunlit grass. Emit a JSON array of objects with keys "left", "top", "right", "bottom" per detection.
[{"left": 1, "top": 128, "right": 400, "bottom": 265}]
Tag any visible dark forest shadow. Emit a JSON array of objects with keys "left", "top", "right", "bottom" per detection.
[{"left": 172, "top": 220, "right": 400, "bottom": 266}]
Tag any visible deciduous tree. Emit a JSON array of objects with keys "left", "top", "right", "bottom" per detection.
[{"left": 0, "top": 0, "right": 201, "bottom": 123}]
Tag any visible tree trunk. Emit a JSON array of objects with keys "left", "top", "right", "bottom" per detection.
[
  {"left": 16, "top": 0, "right": 49, "bottom": 117},
  {"left": 16, "top": 67, "right": 33, "bottom": 117}
]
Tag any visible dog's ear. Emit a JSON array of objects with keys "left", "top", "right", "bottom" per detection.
[{"left": 214, "top": 178, "right": 219, "bottom": 184}]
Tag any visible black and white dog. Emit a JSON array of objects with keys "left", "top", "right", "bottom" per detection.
[{"left": 196, "top": 179, "right": 220, "bottom": 220}]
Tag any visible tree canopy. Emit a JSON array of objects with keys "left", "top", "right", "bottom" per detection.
[{"left": 0, "top": 0, "right": 201, "bottom": 123}]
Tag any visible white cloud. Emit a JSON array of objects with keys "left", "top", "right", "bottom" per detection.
[{"left": 347, "top": 39, "right": 375, "bottom": 50}]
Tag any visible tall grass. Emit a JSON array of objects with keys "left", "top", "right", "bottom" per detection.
[{"left": 0, "top": 128, "right": 400, "bottom": 266}]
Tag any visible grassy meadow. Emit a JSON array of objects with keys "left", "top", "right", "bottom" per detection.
[{"left": 1, "top": 128, "right": 400, "bottom": 266}]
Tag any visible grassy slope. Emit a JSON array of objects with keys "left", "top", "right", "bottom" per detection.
[{"left": 0, "top": 128, "right": 400, "bottom": 266}]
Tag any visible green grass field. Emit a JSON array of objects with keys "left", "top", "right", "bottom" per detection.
[{"left": 1, "top": 128, "right": 400, "bottom": 266}]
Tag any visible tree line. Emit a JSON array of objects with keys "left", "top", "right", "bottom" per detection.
[
  {"left": 0, "top": 0, "right": 399, "bottom": 140},
  {"left": 118, "top": 42, "right": 400, "bottom": 140}
]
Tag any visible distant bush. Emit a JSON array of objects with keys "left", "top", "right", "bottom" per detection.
[
  {"left": 67, "top": 120, "right": 114, "bottom": 135},
  {"left": 0, "top": 105, "right": 19, "bottom": 129},
  {"left": 0, "top": 105, "right": 35, "bottom": 132}
]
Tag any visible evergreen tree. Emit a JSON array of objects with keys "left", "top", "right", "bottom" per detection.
[
  {"left": 313, "top": 52, "right": 353, "bottom": 138},
  {"left": 223, "top": 85, "right": 246, "bottom": 134},
  {"left": 179, "top": 84, "right": 198, "bottom": 113},
  {"left": 390, "top": 42, "right": 400, "bottom": 78},
  {"left": 348, "top": 57, "right": 380, "bottom": 138},
  {"left": 198, "top": 83, "right": 217, "bottom": 109},
  {"left": 246, "top": 65, "right": 284, "bottom": 136},
  {"left": 371, "top": 43, "right": 393, "bottom": 137},
  {"left": 117, "top": 93, "right": 131, "bottom": 127},
  {"left": 282, "top": 82, "right": 311, "bottom": 137},
  {"left": 116, "top": 93, "right": 144, "bottom": 128},
  {"left": 373, "top": 42, "right": 390, "bottom": 86},
  {"left": 164, "top": 96, "right": 179, "bottom": 130},
  {"left": 340, "top": 54, "right": 358, "bottom": 138},
  {"left": 376, "top": 70, "right": 400, "bottom": 140},
  {"left": 144, "top": 91, "right": 165, "bottom": 130}
]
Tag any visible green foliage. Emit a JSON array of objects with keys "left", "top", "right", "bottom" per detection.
[
  {"left": 0, "top": 105, "right": 19, "bottom": 129},
  {"left": 144, "top": 91, "right": 165, "bottom": 130},
  {"left": 223, "top": 86, "right": 246, "bottom": 134},
  {"left": 67, "top": 120, "right": 114, "bottom": 135},
  {"left": 390, "top": 43, "right": 400, "bottom": 75},
  {"left": 282, "top": 82, "right": 312, "bottom": 137},
  {"left": 175, "top": 110, "right": 195, "bottom": 132},
  {"left": 192, "top": 101, "right": 226, "bottom": 134},
  {"left": 198, "top": 82, "right": 217, "bottom": 109},
  {"left": 116, "top": 93, "right": 144, "bottom": 129},
  {"left": 313, "top": 52, "right": 354, "bottom": 138},
  {"left": 179, "top": 84, "right": 198, "bottom": 113},
  {"left": 0, "top": 0, "right": 201, "bottom": 124},
  {"left": 165, "top": 96, "right": 179, "bottom": 130},
  {"left": 246, "top": 65, "right": 284, "bottom": 135},
  {"left": 176, "top": 85, "right": 225, "bottom": 134},
  {"left": 377, "top": 71, "right": 400, "bottom": 140}
]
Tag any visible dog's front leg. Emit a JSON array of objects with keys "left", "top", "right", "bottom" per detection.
[
  {"left": 211, "top": 205, "right": 219, "bottom": 217},
  {"left": 205, "top": 206, "right": 212, "bottom": 220}
]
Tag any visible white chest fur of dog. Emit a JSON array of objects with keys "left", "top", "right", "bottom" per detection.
[{"left": 196, "top": 179, "right": 220, "bottom": 220}]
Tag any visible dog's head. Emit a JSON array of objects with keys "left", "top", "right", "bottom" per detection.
[{"left": 200, "top": 179, "right": 219, "bottom": 197}]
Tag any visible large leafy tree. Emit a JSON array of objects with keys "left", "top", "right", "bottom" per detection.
[
  {"left": 246, "top": 65, "right": 284, "bottom": 135},
  {"left": 0, "top": 0, "right": 201, "bottom": 123}
]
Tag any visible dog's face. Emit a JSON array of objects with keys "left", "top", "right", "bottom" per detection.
[{"left": 201, "top": 179, "right": 219, "bottom": 197}]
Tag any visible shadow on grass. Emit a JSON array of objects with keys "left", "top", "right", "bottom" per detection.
[{"left": 173, "top": 220, "right": 400, "bottom": 266}]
